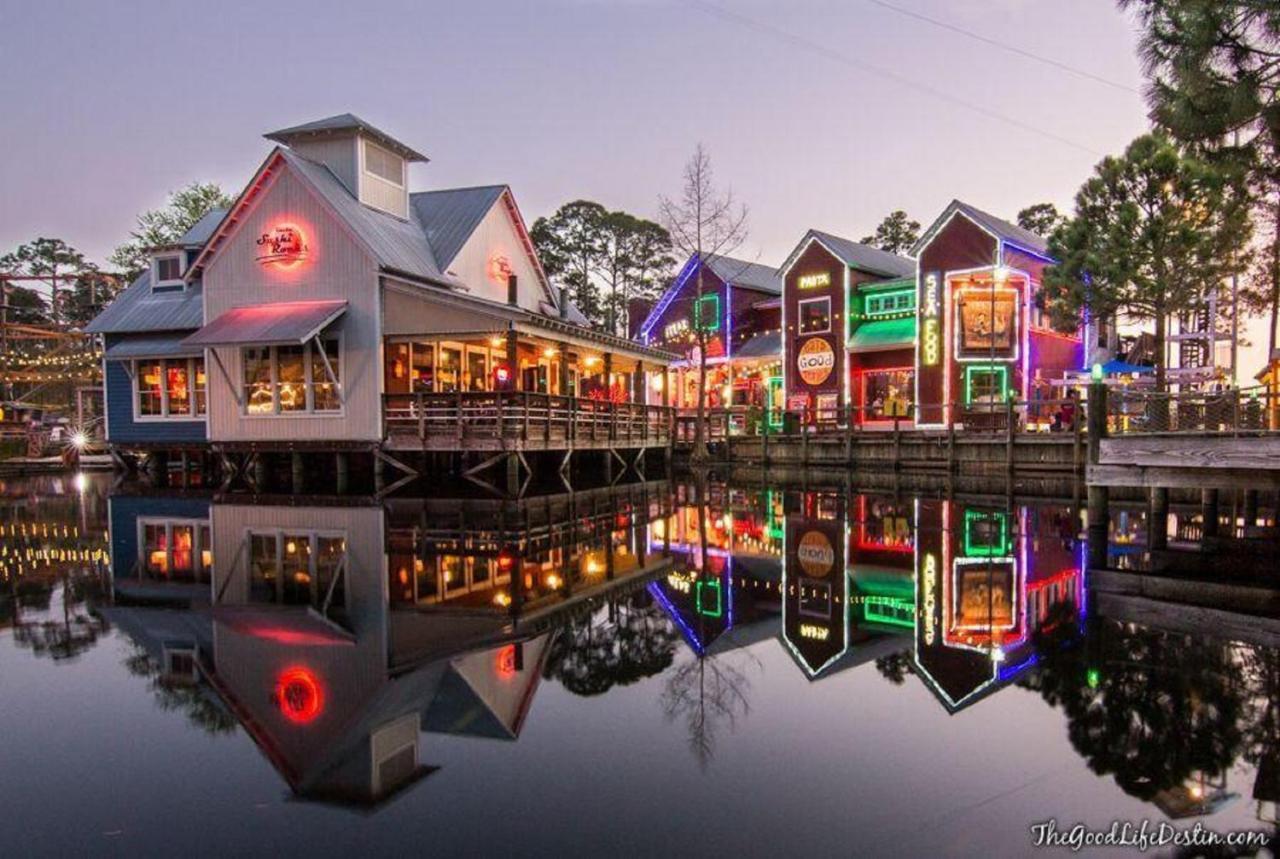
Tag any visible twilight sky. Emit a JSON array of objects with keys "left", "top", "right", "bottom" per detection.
[{"left": 3, "top": 0, "right": 1263, "bottom": 372}]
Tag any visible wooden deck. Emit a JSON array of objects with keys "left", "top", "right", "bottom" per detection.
[
  {"left": 1088, "top": 433, "right": 1280, "bottom": 489},
  {"left": 383, "top": 391, "right": 674, "bottom": 452}
]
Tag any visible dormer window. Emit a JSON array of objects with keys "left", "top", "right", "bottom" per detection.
[
  {"left": 363, "top": 140, "right": 404, "bottom": 187},
  {"left": 152, "top": 254, "right": 185, "bottom": 293}
]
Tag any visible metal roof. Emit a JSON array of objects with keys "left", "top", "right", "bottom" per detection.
[
  {"left": 912, "top": 199, "right": 1051, "bottom": 258},
  {"left": 807, "top": 230, "right": 916, "bottom": 278},
  {"left": 411, "top": 186, "right": 507, "bottom": 270},
  {"left": 182, "top": 299, "right": 347, "bottom": 347},
  {"left": 104, "top": 332, "right": 204, "bottom": 360},
  {"left": 264, "top": 113, "right": 429, "bottom": 161},
  {"left": 280, "top": 149, "right": 450, "bottom": 285},
  {"left": 734, "top": 331, "right": 782, "bottom": 360},
  {"left": 177, "top": 208, "right": 228, "bottom": 247},
  {"left": 703, "top": 254, "right": 782, "bottom": 294},
  {"left": 84, "top": 271, "right": 205, "bottom": 335}
]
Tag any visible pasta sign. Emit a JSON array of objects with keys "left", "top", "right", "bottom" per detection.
[{"left": 797, "top": 338, "right": 835, "bottom": 386}]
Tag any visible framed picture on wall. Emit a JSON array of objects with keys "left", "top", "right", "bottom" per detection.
[{"left": 957, "top": 289, "right": 1018, "bottom": 356}]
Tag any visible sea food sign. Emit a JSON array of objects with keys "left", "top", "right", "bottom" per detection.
[
  {"left": 797, "top": 338, "right": 835, "bottom": 386},
  {"left": 256, "top": 223, "right": 310, "bottom": 268},
  {"left": 922, "top": 553, "right": 938, "bottom": 645},
  {"left": 798, "top": 272, "right": 831, "bottom": 289},
  {"left": 921, "top": 273, "right": 941, "bottom": 366}
]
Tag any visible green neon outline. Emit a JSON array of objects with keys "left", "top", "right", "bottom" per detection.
[
  {"left": 694, "top": 293, "right": 720, "bottom": 332},
  {"left": 767, "top": 376, "right": 784, "bottom": 428},
  {"left": 862, "top": 595, "right": 915, "bottom": 628},
  {"left": 963, "top": 364, "right": 1010, "bottom": 405},
  {"left": 696, "top": 578, "right": 723, "bottom": 617},
  {"left": 864, "top": 288, "right": 917, "bottom": 319},
  {"left": 962, "top": 509, "right": 1011, "bottom": 557}
]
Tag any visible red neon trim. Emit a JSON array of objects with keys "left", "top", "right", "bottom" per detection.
[{"left": 274, "top": 666, "right": 324, "bottom": 725}]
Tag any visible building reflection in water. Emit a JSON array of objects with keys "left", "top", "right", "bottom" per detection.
[
  {"left": 103, "top": 483, "right": 676, "bottom": 810},
  {"left": 96, "top": 480, "right": 1278, "bottom": 826}
]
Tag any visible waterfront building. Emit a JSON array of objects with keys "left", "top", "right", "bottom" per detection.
[
  {"left": 913, "top": 497, "right": 1083, "bottom": 712},
  {"left": 86, "top": 210, "right": 226, "bottom": 451},
  {"left": 779, "top": 230, "right": 916, "bottom": 425},
  {"left": 638, "top": 253, "right": 783, "bottom": 429},
  {"left": 913, "top": 200, "right": 1084, "bottom": 429},
  {"left": 88, "top": 114, "right": 674, "bottom": 474}
]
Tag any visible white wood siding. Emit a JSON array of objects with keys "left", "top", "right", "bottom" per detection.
[
  {"left": 446, "top": 198, "right": 547, "bottom": 311},
  {"left": 201, "top": 164, "right": 383, "bottom": 442},
  {"left": 288, "top": 136, "right": 359, "bottom": 196}
]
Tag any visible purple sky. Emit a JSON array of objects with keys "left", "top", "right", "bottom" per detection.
[{"left": 2, "top": 0, "right": 1265, "bottom": 373}]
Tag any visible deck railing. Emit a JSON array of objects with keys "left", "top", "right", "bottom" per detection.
[
  {"left": 674, "top": 397, "right": 1088, "bottom": 442},
  {"left": 1104, "top": 385, "right": 1279, "bottom": 435},
  {"left": 384, "top": 391, "right": 674, "bottom": 447}
]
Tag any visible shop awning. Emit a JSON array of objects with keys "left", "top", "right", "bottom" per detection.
[
  {"left": 848, "top": 317, "right": 915, "bottom": 353},
  {"left": 182, "top": 299, "right": 347, "bottom": 348},
  {"left": 104, "top": 333, "right": 204, "bottom": 361}
]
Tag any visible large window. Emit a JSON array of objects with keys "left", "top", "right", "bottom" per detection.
[
  {"left": 863, "top": 369, "right": 914, "bottom": 419},
  {"left": 437, "top": 346, "right": 462, "bottom": 393},
  {"left": 798, "top": 297, "right": 831, "bottom": 335},
  {"left": 248, "top": 530, "right": 347, "bottom": 609},
  {"left": 135, "top": 358, "right": 206, "bottom": 419},
  {"left": 242, "top": 337, "right": 341, "bottom": 415},
  {"left": 140, "top": 518, "right": 212, "bottom": 582}
]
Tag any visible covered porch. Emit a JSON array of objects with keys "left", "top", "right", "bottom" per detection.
[{"left": 381, "top": 286, "right": 676, "bottom": 452}]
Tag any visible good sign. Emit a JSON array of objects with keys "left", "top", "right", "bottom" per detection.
[
  {"left": 797, "top": 530, "right": 835, "bottom": 577},
  {"left": 797, "top": 338, "right": 835, "bottom": 386}
]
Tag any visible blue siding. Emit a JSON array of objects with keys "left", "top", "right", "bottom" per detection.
[
  {"left": 109, "top": 495, "right": 211, "bottom": 581},
  {"left": 105, "top": 356, "right": 206, "bottom": 445}
]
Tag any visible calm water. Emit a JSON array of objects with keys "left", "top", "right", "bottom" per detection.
[{"left": 1, "top": 473, "right": 1276, "bottom": 858}]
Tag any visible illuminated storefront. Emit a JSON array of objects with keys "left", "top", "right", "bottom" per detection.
[
  {"left": 91, "top": 114, "right": 671, "bottom": 455},
  {"left": 639, "top": 253, "right": 782, "bottom": 427},
  {"left": 780, "top": 230, "right": 915, "bottom": 424},
  {"left": 913, "top": 201, "right": 1083, "bottom": 430}
]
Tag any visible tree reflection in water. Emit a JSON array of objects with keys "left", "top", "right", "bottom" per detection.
[
  {"left": 1033, "top": 618, "right": 1246, "bottom": 802},
  {"left": 8, "top": 575, "right": 109, "bottom": 663},
  {"left": 661, "top": 648, "right": 758, "bottom": 769},
  {"left": 122, "top": 644, "right": 238, "bottom": 735},
  {"left": 543, "top": 591, "right": 681, "bottom": 696}
]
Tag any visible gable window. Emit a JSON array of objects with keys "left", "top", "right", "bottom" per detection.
[
  {"left": 152, "top": 255, "right": 185, "bottom": 294},
  {"left": 364, "top": 141, "right": 404, "bottom": 187},
  {"left": 242, "top": 337, "right": 342, "bottom": 415},
  {"left": 135, "top": 357, "right": 206, "bottom": 419},
  {"left": 798, "top": 297, "right": 831, "bottom": 335}
]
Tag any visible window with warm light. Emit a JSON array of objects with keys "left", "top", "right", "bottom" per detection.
[
  {"left": 134, "top": 357, "right": 206, "bottom": 419},
  {"left": 241, "top": 337, "right": 341, "bottom": 415},
  {"left": 139, "top": 517, "right": 212, "bottom": 582},
  {"left": 248, "top": 530, "right": 346, "bottom": 608}
]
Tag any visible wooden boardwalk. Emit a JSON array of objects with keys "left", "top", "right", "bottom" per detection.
[{"left": 383, "top": 391, "right": 673, "bottom": 453}]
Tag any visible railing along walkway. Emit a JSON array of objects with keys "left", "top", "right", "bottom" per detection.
[{"left": 384, "top": 391, "right": 673, "bottom": 451}]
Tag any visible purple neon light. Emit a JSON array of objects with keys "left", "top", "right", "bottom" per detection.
[{"left": 648, "top": 581, "right": 706, "bottom": 656}]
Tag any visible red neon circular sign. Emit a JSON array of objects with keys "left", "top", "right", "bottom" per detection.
[{"left": 274, "top": 667, "right": 324, "bottom": 724}]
